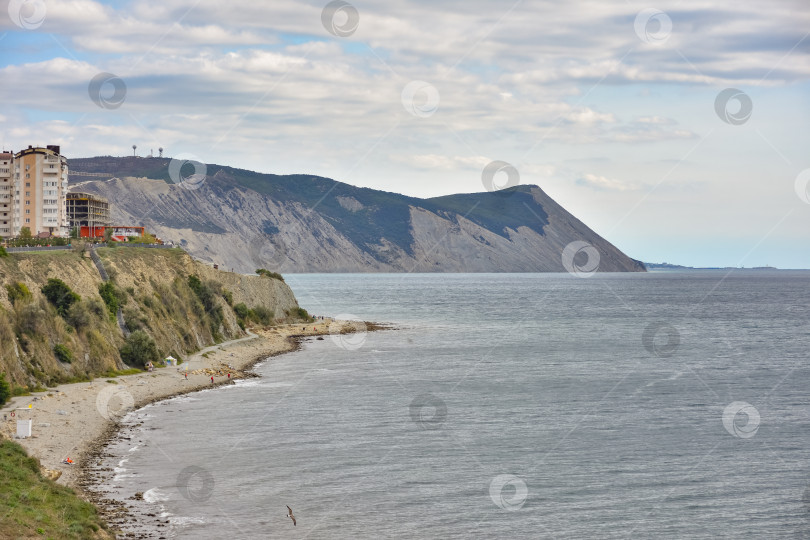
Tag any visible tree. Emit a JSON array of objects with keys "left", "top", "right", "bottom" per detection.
[
  {"left": 103, "top": 227, "right": 114, "bottom": 243},
  {"left": 0, "top": 373, "right": 10, "bottom": 407},
  {"left": 0, "top": 246, "right": 7, "bottom": 257},
  {"left": 41, "top": 278, "right": 80, "bottom": 316},
  {"left": 120, "top": 331, "right": 159, "bottom": 367},
  {"left": 19, "top": 227, "right": 32, "bottom": 240}
]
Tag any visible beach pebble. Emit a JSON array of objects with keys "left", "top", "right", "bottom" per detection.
[{"left": 56, "top": 410, "right": 68, "bottom": 415}]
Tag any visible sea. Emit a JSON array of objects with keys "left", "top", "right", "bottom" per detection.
[{"left": 90, "top": 271, "right": 810, "bottom": 539}]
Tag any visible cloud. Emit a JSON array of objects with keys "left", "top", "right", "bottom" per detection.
[{"left": 576, "top": 173, "right": 636, "bottom": 191}]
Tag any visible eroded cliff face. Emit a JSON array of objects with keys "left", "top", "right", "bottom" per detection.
[
  {"left": 0, "top": 248, "right": 300, "bottom": 387},
  {"left": 80, "top": 175, "right": 644, "bottom": 274}
]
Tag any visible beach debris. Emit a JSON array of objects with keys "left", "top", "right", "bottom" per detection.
[
  {"left": 134, "top": 492, "right": 144, "bottom": 500},
  {"left": 287, "top": 505, "right": 296, "bottom": 526},
  {"left": 42, "top": 468, "right": 62, "bottom": 481},
  {"left": 56, "top": 410, "right": 68, "bottom": 416}
]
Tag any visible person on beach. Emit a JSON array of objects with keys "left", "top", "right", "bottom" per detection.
[
  {"left": 211, "top": 376, "right": 214, "bottom": 384},
  {"left": 228, "top": 373, "right": 231, "bottom": 380},
  {"left": 184, "top": 372, "right": 188, "bottom": 381}
]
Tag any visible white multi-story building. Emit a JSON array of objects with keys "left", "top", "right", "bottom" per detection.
[
  {"left": 5, "top": 145, "right": 70, "bottom": 238},
  {"left": 0, "top": 151, "right": 14, "bottom": 238}
]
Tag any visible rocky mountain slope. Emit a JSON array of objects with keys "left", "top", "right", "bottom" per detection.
[{"left": 69, "top": 157, "right": 645, "bottom": 274}]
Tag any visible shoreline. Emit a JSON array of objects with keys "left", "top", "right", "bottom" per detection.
[{"left": 0, "top": 319, "right": 390, "bottom": 537}]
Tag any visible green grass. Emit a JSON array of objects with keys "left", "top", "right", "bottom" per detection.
[{"left": 0, "top": 440, "right": 110, "bottom": 539}]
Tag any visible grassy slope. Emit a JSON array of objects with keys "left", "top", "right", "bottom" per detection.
[
  {"left": 0, "top": 440, "right": 110, "bottom": 539},
  {"left": 69, "top": 157, "right": 551, "bottom": 257}
]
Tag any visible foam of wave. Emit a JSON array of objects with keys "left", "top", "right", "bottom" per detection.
[{"left": 143, "top": 487, "right": 171, "bottom": 503}]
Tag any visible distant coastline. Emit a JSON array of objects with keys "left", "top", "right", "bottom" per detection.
[{"left": 644, "top": 262, "right": 783, "bottom": 271}]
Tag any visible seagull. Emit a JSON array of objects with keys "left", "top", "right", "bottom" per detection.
[{"left": 286, "top": 505, "right": 296, "bottom": 526}]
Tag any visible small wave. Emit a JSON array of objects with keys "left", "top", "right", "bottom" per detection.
[
  {"left": 261, "top": 382, "right": 294, "bottom": 388},
  {"left": 117, "top": 458, "right": 129, "bottom": 468},
  {"left": 143, "top": 487, "right": 171, "bottom": 503},
  {"left": 169, "top": 516, "right": 205, "bottom": 527},
  {"left": 128, "top": 445, "right": 141, "bottom": 453}
]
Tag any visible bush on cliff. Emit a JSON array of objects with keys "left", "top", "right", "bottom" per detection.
[
  {"left": 65, "top": 301, "right": 92, "bottom": 329},
  {"left": 5, "top": 282, "right": 31, "bottom": 305},
  {"left": 251, "top": 306, "right": 274, "bottom": 325},
  {"left": 120, "top": 330, "right": 159, "bottom": 367},
  {"left": 53, "top": 344, "right": 73, "bottom": 364},
  {"left": 233, "top": 302, "right": 249, "bottom": 320},
  {"left": 41, "top": 278, "right": 80, "bottom": 316},
  {"left": 0, "top": 373, "right": 10, "bottom": 407},
  {"left": 187, "top": 275, "right": 224, "bottom": 337},
  {"left": 98, "top": 281, "right": 126, "bottom": 317},
  {"left": 255, "top": 268, "right": 284, "bottom": 281}
]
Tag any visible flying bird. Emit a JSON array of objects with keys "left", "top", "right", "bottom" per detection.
[{"left": 287, "top": 505, "right": 296, "bottom": 526}]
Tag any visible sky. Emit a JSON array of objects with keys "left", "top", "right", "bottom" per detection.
[{"left": 1, "top": 0, "right": 809, "bottom": 268}]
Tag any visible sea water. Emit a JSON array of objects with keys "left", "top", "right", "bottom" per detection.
[{"left": 92, "top": 271, "right": 810, "bottom": 539}]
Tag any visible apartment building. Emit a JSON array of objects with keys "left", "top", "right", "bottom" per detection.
[
  {"left": 10, "top": 145, "right": 70, "bottom": 237},
  {"left": 0, "top": 151, "right": 13, "bottom": 238}
]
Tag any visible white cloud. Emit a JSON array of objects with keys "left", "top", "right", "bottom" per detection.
[{"left": 577, "top": 173, "right": 637, "bottom": 191}]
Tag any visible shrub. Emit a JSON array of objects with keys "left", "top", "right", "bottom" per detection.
[
  {"left": 296, "top": 307, "right": 310, "bottom": 320},
  {"left": 17, "top": 304, "right": 45, "bottom": 336},
  {"left": 255, "top": 269, "right": 284, "bottom": 281},
  {"left": 123, "top": 307, "right": 146, "bottom": 332},
  {"left": 187, "top": 275, "right": 223, "bottom": 334},
  {"left": 98, "top": 282, "right": 126, "bottom": 316},
  {"left": 119, "top": 330, "right": 159, "bottom": 367},
  {"left": 6, "top": 282, "right": 31, "bottom": 305},
  {"left": 86, "top": 297, "right": 108, "bottom": 319},
  {"left": 41, "top": 278, "right": 80, "bottom": 316},
  {"left": 0, "top": 246, "right": 7, "bottom": 257},
  {"left": 251, "top": 306, "right": 274, "bottom": 325},
  {"left": 233, "top": 303, "right": 249, "bottom": 320},
  {"left": 54, "top": 344, "right": 73, "bottom": 363},
  {"left": 0, "top": 373, "right": 10, "bottom": 407},
  {"left": 222, "top": 290, "right": 233, "bottom": 306},
  {"left": 65, "top": 301, "right": 92, "bottom": 329}
]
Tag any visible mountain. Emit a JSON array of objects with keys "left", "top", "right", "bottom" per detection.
[{"left": 68, "top": 156, "right": 646, "bottom": 274}]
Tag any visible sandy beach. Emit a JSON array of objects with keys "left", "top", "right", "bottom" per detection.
[{"left": 0, "top": 320, "right": 371, "bottom": 489}]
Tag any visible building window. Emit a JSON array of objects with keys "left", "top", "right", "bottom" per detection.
[
  {"left": 25, "top": 182, "right": 30, "bottom": 187},
  {"left": 25, "top": 191, "right": 30, "bottom": 197},
  {"left": 25, "top": 209, "right": 30, "bottom": 214},
  {"left": 25, "top": 218, "right": 30, "bottom": 223}
]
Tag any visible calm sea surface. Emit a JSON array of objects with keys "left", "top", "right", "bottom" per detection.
[{"left": 92, "top": 271, "right": 810, "bottom": 539}]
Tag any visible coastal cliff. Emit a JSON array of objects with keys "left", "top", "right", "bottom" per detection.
[{"left": 0, "top": 246, "right": 301, "bottom": 389}]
